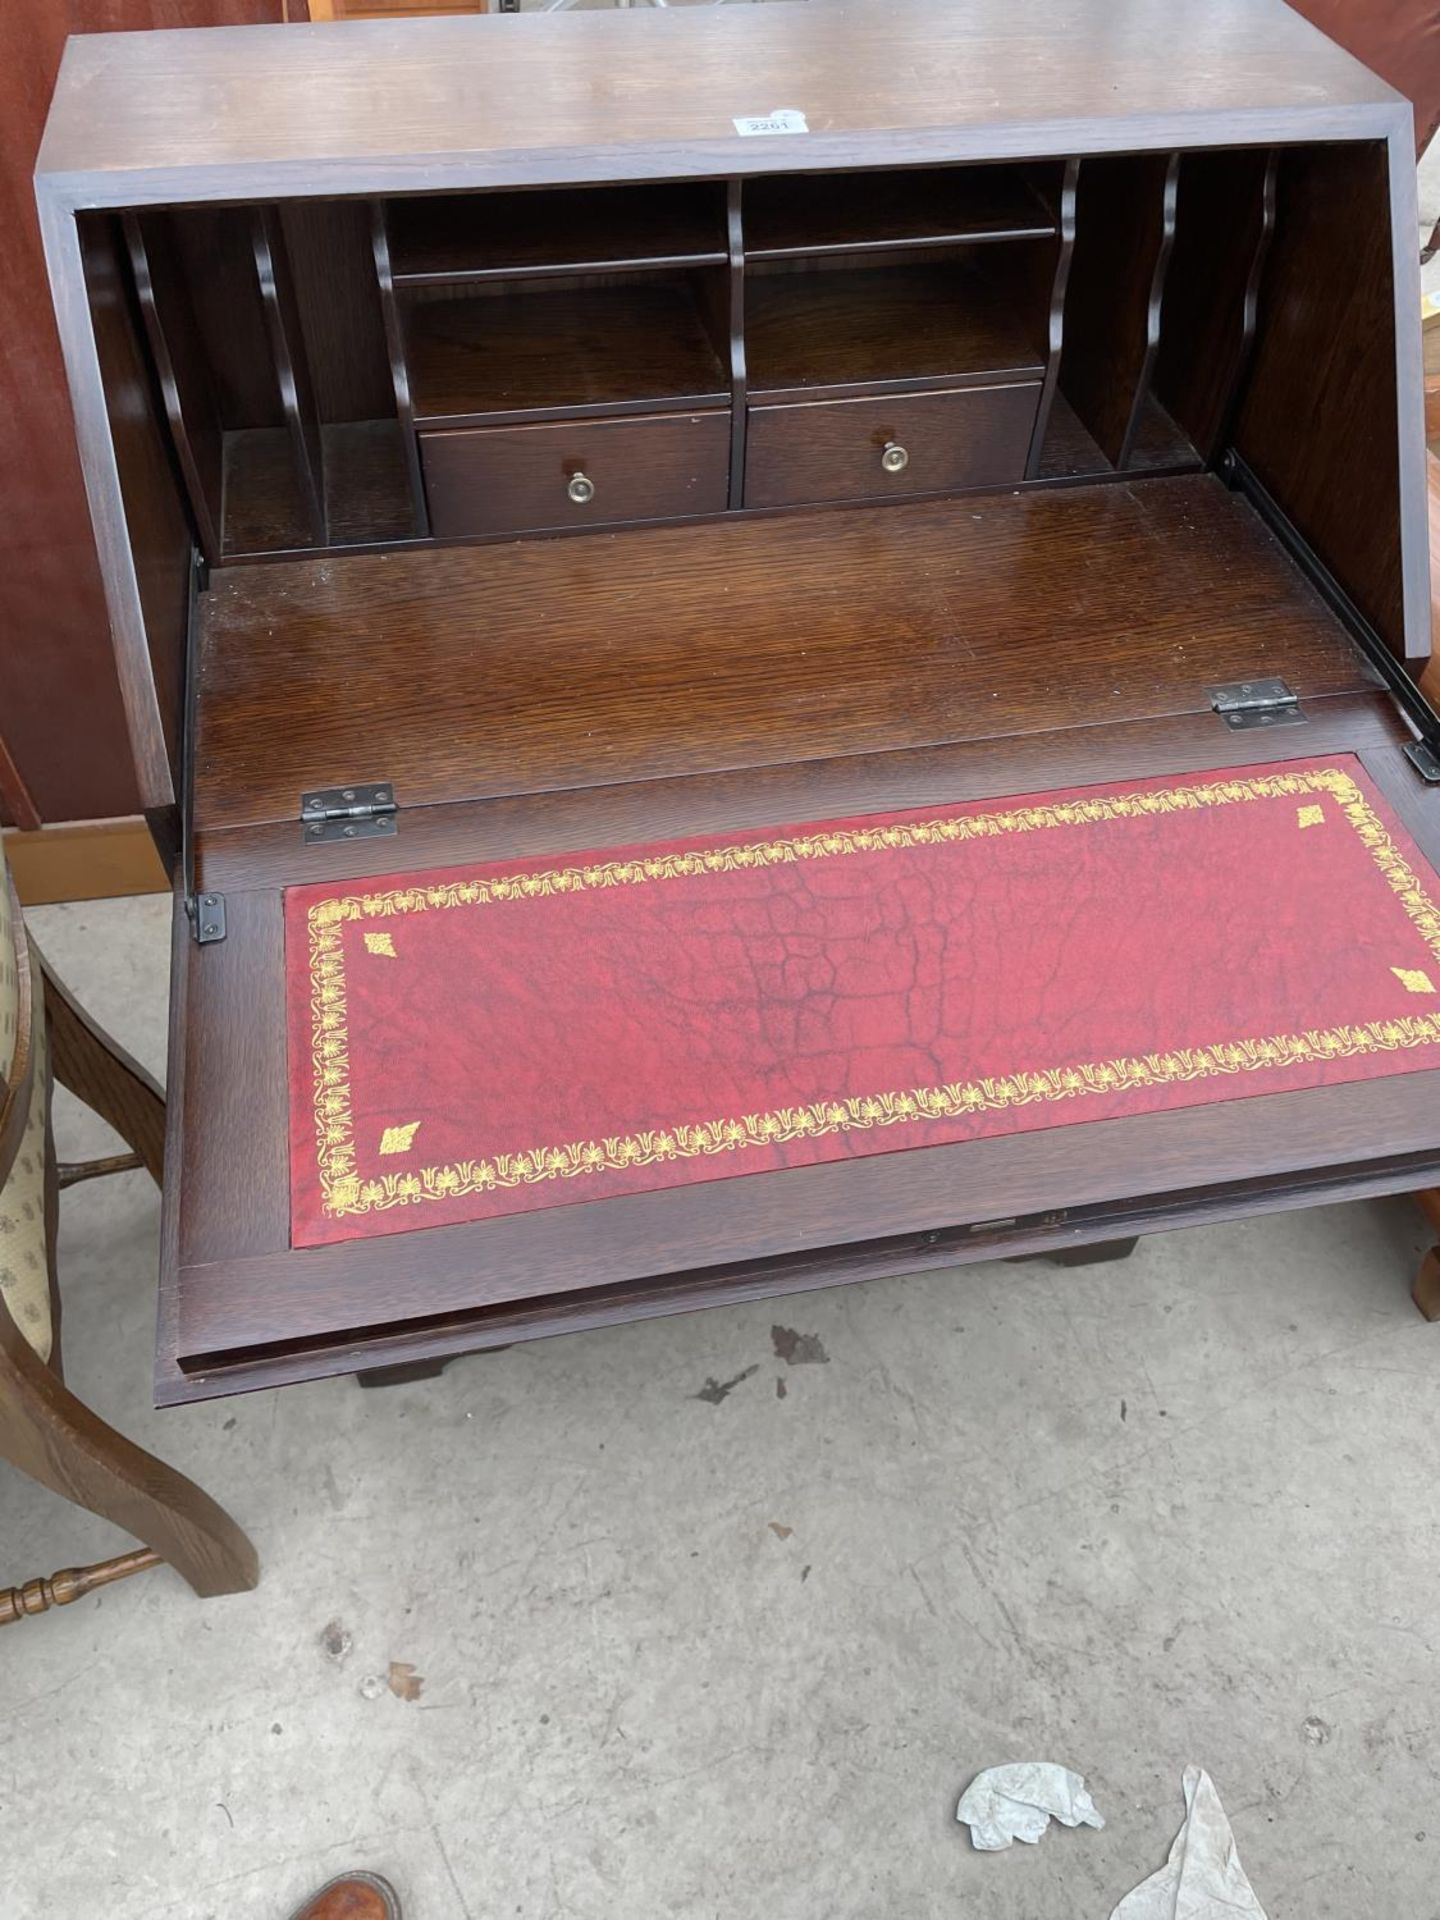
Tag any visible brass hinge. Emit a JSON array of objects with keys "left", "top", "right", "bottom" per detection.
[
  {"left": 300, "top": 782, "right": 398, "bottom": 844},
  {"left": 1405, "top": 740, "right": 1440, "bottom": 783},
  {"left": 1205, "top": 678, "right": 1305, "bottom": 732}
]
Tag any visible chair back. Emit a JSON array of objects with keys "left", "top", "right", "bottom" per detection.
[
  {"left": 0, "top": 836, "right": 52, "bottom": 1361},
  {"left": 0, "top": 838, "right": 34, "bottom": 1188}
]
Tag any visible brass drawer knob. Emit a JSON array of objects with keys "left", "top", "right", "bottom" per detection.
[
  {"left": 880, "top": 441, "right": 909, "bottom": 474},
  {"left": 567, "top": 470, "right": 596, "bottom": 505}
]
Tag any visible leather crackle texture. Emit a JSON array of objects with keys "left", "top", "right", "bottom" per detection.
[{"left": 284, "top": 756, "right": 1440, "bottom": 1248}]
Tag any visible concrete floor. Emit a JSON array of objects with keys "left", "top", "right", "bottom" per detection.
[{"left": 3, "top": 896, "right": 1440, "bottom": 1920}]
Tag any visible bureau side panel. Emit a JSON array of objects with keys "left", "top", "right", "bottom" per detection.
[{"left": 1233, "top": 129, "right": 1429, "bottom": 661}]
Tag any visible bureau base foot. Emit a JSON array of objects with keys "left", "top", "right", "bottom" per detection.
[
  {"left": 1413, "top": 1249, "right": 1440, "bottom": 1322},
  {"left": 356, "top": 1358, "right": 452, "bottom": 1389},
  {"left": 1046, "top": 1237, "right": 1141, "bottom": 1268},
  {"left": 355, "top": 1347, "right": 513, "bottom": 1388}
]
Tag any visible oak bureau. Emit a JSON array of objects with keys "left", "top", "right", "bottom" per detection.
[{"left": 34, "top": 0, "right": 1440, "bottom": 1403}]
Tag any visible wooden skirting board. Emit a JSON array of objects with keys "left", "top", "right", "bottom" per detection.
[{"left": 2, "top": 818, "right": 167, "bottom": 907}]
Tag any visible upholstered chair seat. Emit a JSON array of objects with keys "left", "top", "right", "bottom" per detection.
[
  {"left": 0, "top": 842, "right": 50, "bottom": 1360},
  {"left": 0, "top": 997, "right": 50, "bottom": 1361}
]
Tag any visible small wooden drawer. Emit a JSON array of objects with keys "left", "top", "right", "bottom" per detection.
[
  {"left": 421, "top": 410, "right": 731, "bottom": 538},
  {"left": 744, "top": 382, "right": 1042, "bottom": 509}
]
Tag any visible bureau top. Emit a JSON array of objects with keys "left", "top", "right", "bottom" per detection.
[{"left": 36, "top": 0, "right": 1404, "bottom": 208}]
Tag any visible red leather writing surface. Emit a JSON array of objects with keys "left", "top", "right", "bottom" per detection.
[{"left": 286, "top": 758, "right": 1440, "bottom": 1248}]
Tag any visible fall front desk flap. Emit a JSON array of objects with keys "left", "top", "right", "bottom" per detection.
[{"left": 285, "top": 758, "right": 1440, "bottom": 1249}]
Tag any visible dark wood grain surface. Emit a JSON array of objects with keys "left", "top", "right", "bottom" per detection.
[
  {"left": 745, "top": 259, "right": 1047, "bottom": 397},
  {"left": 30, "top": 0, "right": 1437, "bottom": 1408},
  {"left": 155, "top": 1133, "right": 1440, "bottom": 1403},
  {"left": 387, "top": 183, "right": 727, "bottom": 283},
  {"left": 192, "top": 475, "right": 1372, "bottom": 830},
  {"left": 423, "top": 410, "right": 731, "bottom": 540},
  {"left": 1025, "top": 157, "right": 1079, "bottom": 477},
  {"left": 1035, "top": 390, "right": 1111, "bottom": 479},
  {"left": 744, "top": 383, "right": 1040, "bottom": 509},
  {"left": 37, "top": 1, "right": 1404, "bottom": 200},
  {"left": 175, "top": 887, "right": 288, "bottom": 1268},
  {"left": 37, "top": 941, "right": 165, "bottom": 1185},
  {"left": 743, "top": 165, "right": 1058, "bottom": 258},
  {"left": 225, "top": 420, "right": 416, "bottom": 555},
  {"left": 1153, "top": 147, "right": 1276, "bottom": 461},
  {"left": 322, "top": 421, "right": 422, "bottom": 547},
  {"left": 253, "top": 208, "right": 325, "bottom": 545},
  {"left": 33, "top": 2, "right": 1423, "bottom": 839},
  {"left": 725, "top": 179, "right": 748, "bottom": 511},
  {"left": 196, "top": 692, "right": 1397, "bottom": 897},
  {"left": 134, "top": 200, "right": 396, "bottom": 558},
  {"left": 282, "top": 199, "right": 394, "bottom": 427},
  {"left": 222, "top": 428, "right": 314, "bottom": 555},
  {"left": 125, "top": 212, "right": 224, "bottom": 562},
  {"left": 372, "top": 203, "right": 430, "bottom": 536},
  {"left": 403, "top": 279, "right": 730, "bottom": 423},
  {"left": 1123, "top": 395, "right": 1201, "bottom": 474},
  {"left": 167, "top": 691, "right": 1422, "bottom": 1383},
  {"left": 1234, "top": 140, "right": 1416, "bottom": 659},
  {"left": 1058, "top": 152, "right": 1177, "bottom": 467},
  {"left": 174, "top": 1040, "right": 1440, "bottom": 1372},
  {"left": 167, "top": 206, "right": 282, "bottom": 430},
  {"left": 78, "top": 216, "right": 194, "bottom": 798}
]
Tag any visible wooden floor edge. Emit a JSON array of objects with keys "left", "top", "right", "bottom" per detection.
[{"left": 3, "top": 817, "right": 167, "bottom": 907}]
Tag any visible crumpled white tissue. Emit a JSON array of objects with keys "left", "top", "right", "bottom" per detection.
[
  {"left": 956, "top": 1762, "right": 1106, "bottom": 1851},
  {"left": 1110, "top": 1767, "right": 1268, "bottom": 1918}
]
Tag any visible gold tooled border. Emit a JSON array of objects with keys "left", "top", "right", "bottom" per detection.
[{"left": 303, "top": 767, "right": 1440, "bottom": 1220}]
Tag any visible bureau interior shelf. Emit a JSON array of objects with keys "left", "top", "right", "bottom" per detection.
[
  {"left": 110, "top": 148, "right": 1328, "bottom": 558},
  {"left": 385, "top": 183, "right": 728, "bottom": 284},
  {"left": 1036, "top": 393, "right": 1111, "bottom": 478},
  {"left": 402, "top": 278, "right": 731, "bottom": 423},
  {"left": 1037, "top": 393, "right": 1200, "bottom": 480},
  {"left": 222, "top": 428, "right": 312, "bottom": 555},
  {"left": 745, "top": 258, "right": 1047, "bottom": 397},
  {"left": 222, "top": 420, "right": 417, "bottom": 556},
  {"left": 320, "top": 421, "right": 420, "bottom": 546},
  {"left": 744, "top": 164, "right": 1059, "bottom": 258},
  {"left": 1125, "top": 394, "right": 1203, "bottom": 472}
]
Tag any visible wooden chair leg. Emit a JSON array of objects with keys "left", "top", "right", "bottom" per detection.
[
  {"left": 58, "top": 1151, "right": 145, "bottom": 1189},
  {"left": 4, "top": 1130, "right": 253, "bottom": 1602},
  {"left": 0, "top": 1304, "right": 257, "bottom": 1601},
  {"left": 31, "top": 940, "right": 165, "bottom": 1185},
  {"left": 2, "top": 1547, "right": 162, "bottom": 1626},
  {"left": 1, "top": 1131, "right": 254, "bottom": 1598}
]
